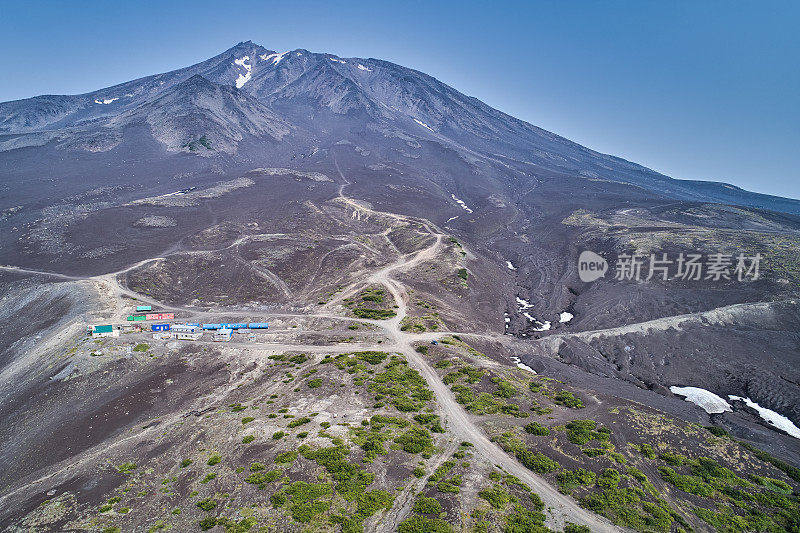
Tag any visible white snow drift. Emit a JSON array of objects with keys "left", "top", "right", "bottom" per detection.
[
  {"left": 234, "top": 56, "right": 252, "bottom": 88},
  {"left": 669, "top": 386, "right": 732, "bottom": 414},
  {"left": 729, "top": 395, "right": 800, "bottom": 439}
]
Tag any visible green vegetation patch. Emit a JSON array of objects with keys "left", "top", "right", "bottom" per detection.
[
  {"left": 565, "top": 419, "right": 610, "bottom": 445},
  {"left": 554, "top": 390, "right": 584, "bottom": 408}
]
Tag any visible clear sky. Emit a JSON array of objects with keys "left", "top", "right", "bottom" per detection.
[{"left": 1, "top": 0, "right": 798, "bottom": 199}]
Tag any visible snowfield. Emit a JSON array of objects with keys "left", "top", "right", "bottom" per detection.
[
  {"left": 729, "top": 395, "right": 800, "bottom": 439},
  {"left": 510, "top": 356, "right": 536, "bottom": 373},
  {"left": 234, "top": 56, "right": 252, "bottom": 88},
  {"left": 669, "top": 386, "right": 732, "bottom": 414}
]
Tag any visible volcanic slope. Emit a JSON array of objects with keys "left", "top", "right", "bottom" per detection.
[{"left": 0, "top": 174, "right": 799, "bottom": 533}]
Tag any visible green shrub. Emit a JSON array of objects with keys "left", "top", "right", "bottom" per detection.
[
  {"left": 207, "top": 453, "right": 221, "bottom": 466},
  {"left": 583, "top": 448, "right": 606, "bottom": 457},
  {"left": 353, "top": 308, "right": 397, "bottom": 319},
  {"left": 658, "top": 466, "right": 714, "bottom": 497},
  {"left": 565, "top": 420, "right": 609, "bottom": 445},
  {"left": 394, "top": 427, "right": 433, "bottom": 454},
  {"left": 355, "top": 351, "right": 388, "bottom": 364},
  {"left": 457, "top": 268, "right": 469, "bottom": 280},
  {"left": 523, "top": 421, "right": 550, "bottom": 436},
  {"left": 494, "top": 379, "right": 518, "bottom": 398},
  {"left": 503, "top": 504, "right": 547, "bottom": 532},
  {"left": 272, "top": 431, "right": 285, "bottom": 440},
  {"left": 199, "top": 517, "right": 217, "bottom": 531},
  {"left": 413, "top": 495, "right": 443, "bottom": 514},
  {"left": 200, "top": 472, "right": 216, "bottom": 484},
  {"left": 597, "top": 468, "right": 621, "bottom": 489},
  {"left": 554, "top": 390, "right": 584, "bottom": 408},
  {"left": 196, "top": 498, "right": 217, "bottom": 511},
  {"left": 557, "top": 468, "right": 596, "bottom": 494},
  {"left": 705, "top": 426, "right": 730, "bottom": 438},
  {"left": 180, "top": 459, "right": 192, "bottom": 468},
  {"left": 132, "top": 343, "right": 149, "bottom": 352},
  {"left": 245, "top": 469, "right": 281, "bottom": 485},
  {"left": 307, "top": 378, "right": 322, "bottom": 388},
  {"left": 639, "top": 443, "right": 656, "bottom": 459},
  {"left": 288, "top": 417, "right": 312, "bottom": 428},
  {"left": 357, "top": 489, "right": 394, "bottom": 518},
  {"left": 275, "top": 450, "right": 298, "bottom": 464},
  {"left": 478, "top": 485, "right": 513, "bottom": 509},
  {"left": 517, "top": 450, "right": 559, "bottom": 474},
  {"left": 241, "top": 416, "right": 255, "bottom": 424},
  {"left": 242, "top": 435, "right": 255, "bottom": 444}
]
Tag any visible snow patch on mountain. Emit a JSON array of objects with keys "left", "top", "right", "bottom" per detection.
[
  {"left": 729, "top": 395, "right": 800, "bottom": 439},
  {"left": 357, "top": 64, "right": 372, "bottom": 72},
  {"left": 670, "top": 386, "right": 731, "bottom": 414},
  {"left": 506, "top": 261, "right": 517, "bottom": 271},
  {"left": 234, "top": 56, "right": 252, "bottom": 88},
  {"left": 94, "top": 97, "right": 119, "bottom": 105},
  {"left": 515, "top": 297, "right": 533, "bottom": 310},
  {"left": 260, "top": 51, "right": 289, "bottom": 65},
  {"left": 414, "top": 118, "right": 435, "bottom": 132},
  {"left": 510, "top": 355, "right": 536, "bottom": 373},
  {"left": 559, "top": 312, "right": 573, "bottom": 323},
  {"left": 451, "top": 194, "right": 473, "bottom": 213},
  {"left": 329, "top": 57, "right": 346, "bottom": 64}
]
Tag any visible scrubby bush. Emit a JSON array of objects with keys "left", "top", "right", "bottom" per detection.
[
  {"left": 242, "top": 435, "right": 255, "bottom": 444},
  {"left": 638, "top": 443, "right": 656, "bottom": 459},
  {"left": 275, "top": 450, "right": 298, "bottom": 464},
  {"left": 413, "top": 495, "right": 443, "bottom": 514},
  {"left": 196, "top": 498, "right": 217, "bottom": 511},
  {"left": 288, "top": 417, "right": 312, "bottom": 428},
  {"left": 478, "top": 485, "right": 513, "bottom": 509},
  {"left": 523, "top": 421, "right": 550, "bottom": 436},
  {"left": 554, "top": 390, "right": 584, "bottom": 408},
  {"left": 199, "top": 517, "right": 217, "bottom": 531},
  {"left": 206, "top": 453, "right": 221, "bottom": 466},
  {"left": 517, "top": 450, "right": 559, "bottom": 474},
  {"left": 503, "top": 504, "right": 547, "bottom": 532},
  {"left": 394, "top": 427, "right": 433, "bottom": 454},
  {"left": 557, "top": 468, "right": 597, "bottom": 494},
  {"left": 565, "top": 420, "right": 609, "bottom": 445},
  {"left": 597, "top": 468, "right": 621, "bottom": 489}
]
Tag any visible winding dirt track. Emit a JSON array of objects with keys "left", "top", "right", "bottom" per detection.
[{"left": 357, "top": 226, "right": 618, "bottom": 531}]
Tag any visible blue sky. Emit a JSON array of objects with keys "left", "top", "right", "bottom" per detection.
[{"left": 1, "top": 0, "right": 798, "bottom": 199}]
